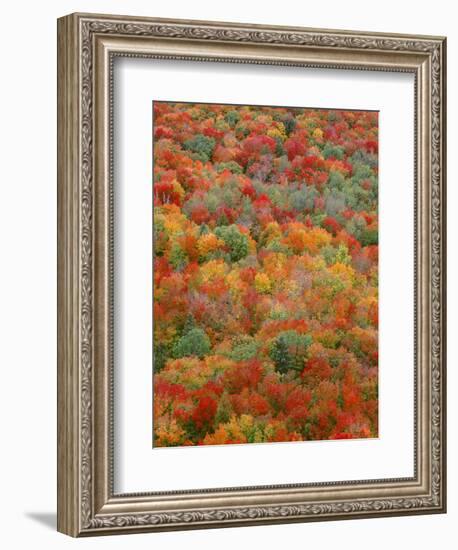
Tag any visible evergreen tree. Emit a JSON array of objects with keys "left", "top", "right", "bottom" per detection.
[{"left": 270, "top": 335, "right": 291, "bottom": 374}]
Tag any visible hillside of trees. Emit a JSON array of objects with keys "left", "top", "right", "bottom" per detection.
[{"left": 153, "top": 102, "right": 378, "bottom": 446}]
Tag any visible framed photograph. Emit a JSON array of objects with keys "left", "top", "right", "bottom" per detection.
[{"left": 57, "top": 12, "right": 446, "bottom": 536}]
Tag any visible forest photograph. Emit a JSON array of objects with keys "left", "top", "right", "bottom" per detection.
[{"left": 152, "top": 101, "right": 379, "bottom": 448}]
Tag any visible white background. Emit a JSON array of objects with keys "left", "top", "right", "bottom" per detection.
[
  {"left": 115, "top": 60, "right": 414, "bottom": 493},
  {"left": 0, "top": 1, "right": 455, "bottom": 549}
]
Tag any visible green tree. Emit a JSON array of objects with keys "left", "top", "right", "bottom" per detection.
[
  {"left": 270, "top": 330, "right": 313, "bottom": 374},
  {"left": 182, "top": 314, "right": 196, "bottom": 335},
  {"left": 282, "top": 116, "right": 297, "bottom": 136},
  {"left": 322, "top": 244, "right": 351, "bottom": 266},
  {"left": 214, "top": 224, "right": 249, "bottom": 262},
  {"left": 360, "top": 227, "right": 378, "bottom": 246},
  {"left": 183, "top": 134, "right": 216, "bottom": 162},
  {"left": 229, "top": 339, "right": 259, "bottom": 361},
  {"left": 215, "top": 161, "right": 244, "bottom": 174},
  {"left": 275, "top": 137, "right": 284, "bottom": 157},
  {"left": 224, "top": 110, "right": 240, "bottom": 127},
  {"left": 172, "top": 328, "right": 211, "bottom": 359},
  {"left": 269, "top": 336, "right": 291, "bottom": 374},
  {"left": 169, "top": 242, "right": 187, "bottom": 271},
  {"left": 322, "top": 143, "right": 345, "bottom": 160},
  {"left": 289, "top": 188, "right": 309, "bottom": 212},
  {"left": 327, "top": 171, "right": 345, "bottom": 191},
  {"left": 153, "top": 343, "right": 172, "bottom": 372}
]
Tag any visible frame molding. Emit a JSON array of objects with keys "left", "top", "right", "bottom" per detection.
[{"left": 57, "top": 12, "right": 446, "bottom": 536}]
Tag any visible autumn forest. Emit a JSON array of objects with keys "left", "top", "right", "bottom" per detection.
[{"left": 153, "top": 101, "right": 378, "bottom": 447}]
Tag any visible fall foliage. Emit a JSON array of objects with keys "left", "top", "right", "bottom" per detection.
[{"left": 153, "top": 102, "right": 378, "bottom": 447}]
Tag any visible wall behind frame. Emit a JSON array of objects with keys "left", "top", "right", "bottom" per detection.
[{"left": 0, "top": 1, "right": 453, "bottom": 549}]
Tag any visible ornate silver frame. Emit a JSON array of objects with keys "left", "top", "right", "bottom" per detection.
[{"left": 57, "top": 12, "right": 446, "bottom": 537}]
